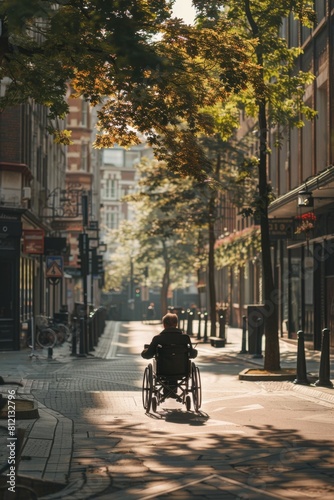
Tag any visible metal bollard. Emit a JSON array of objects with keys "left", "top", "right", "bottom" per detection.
[
  {"left": 187, "top": 310, "right": 194, "bottom": 336},
  {"left": 181, "top": 310, "right": 185, "bottom": 332},
  {"left": 197, "top": 312, "right": 202, "bottom": 340},
  {"left": 88, "top": 315, "right": 94, "bottom": 352},
  {"left": 71, "top": 318, "right": 77, "bottom": 356},
  {"left": 203, "top": 312, "right": 208, "bottom": 343},
  {"left": 293, "top": 330, "right": 309, "bottom": 385},
  {"left": 218, "top": 312, "right": 226, "bottom": 341},
  {"left": 240, "top": 315, "right": 247, "bottom": 354},
  {"left": 79, "top": 317, "right": 86, "bottom": 356},
  {"left": 252, "top": 317, "right": 263, "bottom": 359},
  {"left": 315, "top": 328, "right": 333, "bottom": 387}
]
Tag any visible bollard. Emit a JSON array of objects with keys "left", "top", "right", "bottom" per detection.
[
  {"left": 48, "top": 347, "right": 53, "bottom": 359},
  {"left": 203, "top": 312, "right": 208, "bottom": 343},
  {"left": 293, "top": 330, "right": 309, "bottom": 385},
  {"left": 197, "top": 312, "right": 202, "bottom": 340},
  {"left": 88, "top": 314, "right": 94, "bottom": 352},
  {"left": 181, "top": 310, "right": 185, "bottom": 332},
  {"left": 78, "top": 317, "right": 86, "bottom": 356},
  {"left": 187, "top": 310, "right": 194, "bottom": 336},
  {"left": 315, "top": 328, "right": 333, "bottom": 387},
  {"left": 252, "top": 317, "right": 263, "bottom": 359},
  {"left": 218, "top": 312, "right": 226, "bottom": 341},
  {"left": 71, "top": 317, "right": 77, "bottom": 356},
  {"left": 240, "top": 315, "right": 247, "bottom": 354}
]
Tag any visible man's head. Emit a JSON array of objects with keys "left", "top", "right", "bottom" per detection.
[{"left": 162, "top": 313, "right": 178, "bottom": 329}]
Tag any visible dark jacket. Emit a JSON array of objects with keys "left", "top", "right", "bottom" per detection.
[{"left": 141, "top": 327, "right": 197, "bottom": 359}]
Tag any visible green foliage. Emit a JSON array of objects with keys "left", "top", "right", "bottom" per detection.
[{"left": 215, "top": 227, "right": 261, "bottom": 269}]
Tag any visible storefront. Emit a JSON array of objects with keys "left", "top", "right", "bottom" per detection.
[{"left": 269, "top": 166, "right": 334, "bottom": 350}]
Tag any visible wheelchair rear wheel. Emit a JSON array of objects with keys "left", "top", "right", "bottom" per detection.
[
  {"left": 142, "top": 364, "right": 153, "bottom": 412},
  {"left": 191, "top": 363, "right": 202, "bottom": 412}
]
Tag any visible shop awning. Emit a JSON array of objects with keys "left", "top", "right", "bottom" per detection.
[{"left": 269, "top": 165, "right": 334, "bottom": 217}]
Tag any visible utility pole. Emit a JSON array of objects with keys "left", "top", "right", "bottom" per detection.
[{"left": 79, "top": 192, "right": 89, "bottom": 354}]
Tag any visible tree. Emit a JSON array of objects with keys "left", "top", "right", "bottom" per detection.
[
  {"left": 0, "top": 0, "right": 253, "bottom": 146},
  {"left": 125, "top": 158, "right": 205, "bottom": 315},
  {"left": 194, "top": 0, "right": 317, "bottom": 370}
]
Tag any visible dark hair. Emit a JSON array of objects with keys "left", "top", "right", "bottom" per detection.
[{"left": 162, "top": 313, "right": 178, "bottom": 328}]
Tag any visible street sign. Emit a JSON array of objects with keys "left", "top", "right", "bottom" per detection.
[
  {"left": 268, "top": 218, "right": 294, "bottom": 240},
  {"left": 23, "top": 229, "right": 44, "bottom": 254},
  {"left": 46, "top": 256, "right": 63, "bottom": 278}
]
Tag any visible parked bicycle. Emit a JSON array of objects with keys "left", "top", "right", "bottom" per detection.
[
  {"left": 26, "top": 315, "right": 71, "bottom": 349},
  {"left": 49, "top": 316, "right": 71, "bottom": 344},
  {"left": 35, "top": 315, "right": 57, "bottom": 348}
]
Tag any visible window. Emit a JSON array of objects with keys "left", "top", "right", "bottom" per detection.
[
  {"left": 81, "top": 142, "right": 88, "bottom": 171},
  {"left": 105, "top": 208, "right": 119, "bottom": 229},
  {"left": 315, "top": 0, "right": 326, "bottom": 22},
  {"left": 105, "top": 177, "right": 117, "bottom": 199},
  {"left": 104, "top": 149, "right": 124, "bottom": 167},
  {"left": 125, "top": 151, "right": 140, "bottom": 168},
  {"left": 81, "top": 100, "right": 89, "bottom": 127}
]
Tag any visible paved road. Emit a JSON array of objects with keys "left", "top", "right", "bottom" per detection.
[{"left": 1, "top": 320, "right": 334, "bottom": 499}]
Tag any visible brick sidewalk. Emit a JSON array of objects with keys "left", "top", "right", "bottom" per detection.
[{"left": 0, "top": 320, "right": 333, "bottom": 499}]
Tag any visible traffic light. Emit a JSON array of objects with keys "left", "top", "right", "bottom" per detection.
[
  {"left": 77, "top": 233, "right": 89, "bottom": 276},
  {"left": 135, "top": 287, "right": 141, "bottom": 298},
  {"left": 97, "top": 255, "right": 103, "bottom": 275},
  {"left": 92, "top": 251, "right": 104, "bottom": 275}
]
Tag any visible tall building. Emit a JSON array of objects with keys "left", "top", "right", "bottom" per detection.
[
  {"left": 0, "top": 99, "right": 67, "bottom": 349},
  {"left": 100, "top": 143, "right": 153, "bottom": 244},
  {"left": 268, "top": 3, "right": 334, "bottom": 348}
]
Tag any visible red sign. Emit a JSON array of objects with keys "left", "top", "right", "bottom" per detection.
[{"left": 23, "top": 229, "right": 45, "bottom": 254}]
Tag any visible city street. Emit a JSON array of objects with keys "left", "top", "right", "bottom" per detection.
[{"left": 1, "top": 320, "right": 334, "bottom": 499}]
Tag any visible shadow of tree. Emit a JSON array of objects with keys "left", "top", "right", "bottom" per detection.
[{"left": 28, "top": 321, "right": 334, "bottom": 498}]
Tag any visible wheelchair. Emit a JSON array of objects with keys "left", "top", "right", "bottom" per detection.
[{"left": 142, "top": 343, "right": 202, "bottom": 413}]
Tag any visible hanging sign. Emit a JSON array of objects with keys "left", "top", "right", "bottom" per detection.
[{"left": 23, "top": 229, "right": 45, "bottom": 254}]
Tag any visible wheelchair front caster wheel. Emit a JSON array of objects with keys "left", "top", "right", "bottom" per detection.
[
  {"left": 186, "top": 395, "right": 191, "bottom": 411},
  {"left": 152, "top": 396, "right": 157, "bottom": 413}
]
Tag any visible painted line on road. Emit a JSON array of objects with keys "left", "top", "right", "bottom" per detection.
[{"left": 140, "top": 473, "right": 288, "bottom": 499}]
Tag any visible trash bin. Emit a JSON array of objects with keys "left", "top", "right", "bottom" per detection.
[{"left": 247, "top": 305, "right": 265, "bottom": 355}]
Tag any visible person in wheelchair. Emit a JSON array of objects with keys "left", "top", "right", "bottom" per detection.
[
  {"left": 141, "top": 312, "right": 197, "bottom": 360},
  {"left": 141, "top": 312, "right": 197, "bottom": 399}
]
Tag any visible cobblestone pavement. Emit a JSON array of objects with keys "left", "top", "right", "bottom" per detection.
[{"left": 1, "top": 320, "right": 334, "bottom": 499}]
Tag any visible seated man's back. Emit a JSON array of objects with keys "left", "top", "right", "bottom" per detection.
[{"left": 141, "top": 312, "right": 197, "bottom": 360}]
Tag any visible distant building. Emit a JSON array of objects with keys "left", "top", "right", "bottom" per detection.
[{"left": 100, "top": 143, "right": 153, "bottom": 246}]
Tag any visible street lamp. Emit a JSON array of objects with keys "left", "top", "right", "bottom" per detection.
[{"left": 297, "top": 189, "right": 313, "bottom": 208}]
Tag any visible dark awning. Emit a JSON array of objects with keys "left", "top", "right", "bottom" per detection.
[{"left": 269, "top": 165, "right": 334, "bottom": 217}]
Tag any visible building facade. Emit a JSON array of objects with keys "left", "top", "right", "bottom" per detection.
[
  {"left": 0, "top": 99, "right": 67, "bottom": 349},
  {"left": 268, "top": 2, "right": 334, "bottom": 348}
]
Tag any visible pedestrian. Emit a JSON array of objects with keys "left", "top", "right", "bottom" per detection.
[
  {"left": 147, "top": 302, "right": 155, "bottom": 323},
  {"left": 141, "top": 312, "right": 197, "bottom": 360}
]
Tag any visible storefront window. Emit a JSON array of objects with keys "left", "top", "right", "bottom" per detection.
[
  {"left": 20, "top": 257, "right": 34, "bottom": 321},
  {"left": 289, "top": 248, "right": 302, "bottom": 336}
]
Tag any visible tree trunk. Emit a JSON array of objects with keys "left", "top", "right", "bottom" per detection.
[
  {"left": 245, "top": 0, "right": 280, "bottom": 370},
  {"left": 160, "top": 241, "right": 170, "bottom": 317},
  {"left": 258, "top": 101, "right": 280, "bottom": 371},
  {"left": 208, "top": 199, "right": 217, "bottom": 338}
]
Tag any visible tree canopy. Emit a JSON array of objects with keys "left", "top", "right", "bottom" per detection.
[{"left": 0, "top": 0, "right": 254, "bottom": 150}]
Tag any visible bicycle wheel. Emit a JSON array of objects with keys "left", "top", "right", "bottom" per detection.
[
  {"left": 36, "top": 328, "right": 57, "bottom": 348},
  {"left": 55, "top": 323, "right": 70, "bottom": 343}
]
